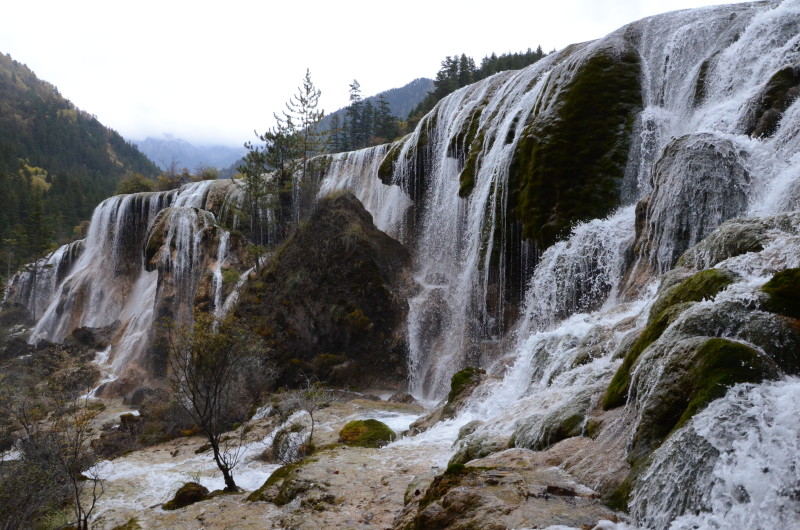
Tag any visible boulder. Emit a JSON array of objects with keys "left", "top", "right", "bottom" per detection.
[
  {"left": 162, "top": 482, "right": 210, "bottom": 510},
  {"left": 396, "top": 449, "right": 615, "bottom": 530},
  {"left": 338, "top": 419, "right": 396, "bottom": 448}
]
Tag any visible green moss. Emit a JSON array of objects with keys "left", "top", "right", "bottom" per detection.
[
  {"left": 446, "top": 104, "right": 486, "bottom": 198},
  {"left": 629, "top": 337, "right": 779, "bottom": 471},
  {"left": 378, "top": 142, "right": 403, "bottom": 184},
  {"left": 761, "top": 268, "right": 800, "bottom": 320},
  {"left": 585, "top": 418, "right": 601, "bottom": 439},
  {"left": 602, "top": 302, "right": 692, "bottom": 409},
  {"left": 676, "top": 338, "right": 778, "bottom": 431},
  {"left": 162, "top": 482, "right": 210, "bottom": 510},
  {"left": 604, "top": 476, "right": 632, "bottom": 513},
  {"left": 603, "top": 269, "right": 737, "bottom": 410},
  {"left": 507, "top": 45, "right": 642, "bottom": 249},
  {"left": 418, "top": 464, "right": 471, "bottom": 510},
  {"left": 446, "top": 462, "right": 466, "bottom": 475},
  {"left": 552, "top": 412, "right": 584, "bottom": 442},
  {"left": 458, "top": 130, "right": 486, "bottom": 198},
  {"left": 446, "top": 366, "right": 484, "bottom": 404},
  {"left": 649, "top": 269, "right": 737, "bottom": 321},
  {"left": 246, "top": 458, "right": 309, "bottom": 504},
  {"left": 221, "top": 267, "right": 241, "bottom": 286},
  {"left": 338, "top": 419, "right": 396, "bottom": 448}
]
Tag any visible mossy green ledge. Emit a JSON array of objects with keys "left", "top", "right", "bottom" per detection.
[
  {"left": 507, "top": 41, "right": 643, "bottom": 250},
  {"left": 761, "top": 267, "right": 800, "bottom": 320},
  {"left": 602, "top": 268, "right": 738, "bottom": 409}
]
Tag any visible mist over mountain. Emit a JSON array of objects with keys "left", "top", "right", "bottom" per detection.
[{"left": 134, "top": 136, "right": 246, "bottom": 171}]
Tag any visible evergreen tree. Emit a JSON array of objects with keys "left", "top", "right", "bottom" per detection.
[
  {"left": 346, "top": 80, "right": 363, "bottom": 150},
  {"left": 359, "top": 100, "right": 375, "bottom": 147},
  {"left": 240, "top": 70, "right": 326, "bottom": 247},
  {"left": 408, "top": 47, "right": 547, "bottom": 124},
  {"left": 327, "top": 113, "right": 345, "bottom": 152},
  {"left": 374, "top": 95, "right": 399, "bottom": 143},
  {"left": 284, "top": 69, "right": 326, "bottom": 183}
]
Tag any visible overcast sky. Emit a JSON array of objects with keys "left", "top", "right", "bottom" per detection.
[{"left": 2, "top": 0, "right": 753, "bottom": 147}]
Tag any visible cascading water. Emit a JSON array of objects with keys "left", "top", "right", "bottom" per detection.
[
  {"left": 318, "top": 1, "right": 800, "bottom": 526},
  {"left": 3, "top": 1, "right": 799, "bottom": 526},
  {"left": 7, "top": 179, "right": 250, "bottom": 391}
]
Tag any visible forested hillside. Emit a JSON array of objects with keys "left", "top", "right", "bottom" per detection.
[
  {"left": 322, "top": 48, "right": 547, "bottom": 153},
  {"left": 0, "top": 52, "right": 159, "bottom": 279}
]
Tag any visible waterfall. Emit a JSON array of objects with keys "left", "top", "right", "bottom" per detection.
[
  {"left": 7, "top": 179, "right": 249, "bottom": 389},
  {"left": 4, "top": 1, "right": 799, "bottom": 526},
  {"left": 319, "top": 1, "right": 800, "bottom": 526},
  {"left": 631, "top": 378, "right": 800, "bottom": 529}
]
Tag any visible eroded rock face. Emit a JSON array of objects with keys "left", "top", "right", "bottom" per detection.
[
  {"left": 395, "top": 448, "right": 616, "bottom": 530},
  {"left": 636, "top": 134, "right": 751, "bottom": 274},
  {"left": 678, "top": 212, "right": 800, "bottom": 271},
  {"left": 740, "top": 63, "right": 800, "bottom": 139},
  {"left": 139, "top": 206, "right": 252, "bottom": 383},
  {"left": 236, "top": 192, "right": 415, "bottom": 389}
]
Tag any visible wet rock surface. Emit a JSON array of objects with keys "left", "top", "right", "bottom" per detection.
[{"left": 396, "top": 448, "right": 617, "bottom": 530}]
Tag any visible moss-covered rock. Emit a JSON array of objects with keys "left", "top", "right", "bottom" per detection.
[
  {"left": 247, "top": 459, "right": 311, "bottom": 505},
  {"left": 603, "top": 269, "right": 737, "bottom": 409},
  {"left": 742, "top": 64, "right": 800, "bottom": 138},
  {"left": 443, "top": 366, "right": 486, "bottom": 418},
  {"left": 603, "top": 302, "right": 692, "bottom": 409},
  {"left": 401, "top": 449, "right": 615, "bottom": 530},
  {"left": 629, "top": 337, "right": 780, "bottom": 462},
  {"left": 235, "top": 192, "right": 414, "bottom": 389},
  {"left": 507, "top": 42, "right": 642, "bottom": 249},
  {"left": 162, "top": 482, "right": 210, "bottom": 510},
  {"left": 338, "top": 419, "right": 396, "bottom": 448},
  {"left": 377, "top": 142, "right": 403, "bottom": 183},
  {"left": 446, "top": 103, "right": 487, "bottom": 198},
  {"left": 448, "top": 434, "right": 508, "bottom": 467},
  {"left": 511, "top": 391, "right": 591, "bottom": 451},
  {"left": 761, "top": 268, "right": 800, "bottom": 320},
  {"left": 649, "top": 268, "right": 738, "bottom": 320},
  {"left": 677, "top": 218, "right": 767, "bottom": 270}
]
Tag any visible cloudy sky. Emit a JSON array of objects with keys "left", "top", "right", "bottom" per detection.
[{"left": 2, "top": 0, "right": 753, "bottom": 147}]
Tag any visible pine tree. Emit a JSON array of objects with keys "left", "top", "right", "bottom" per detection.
[
  {"left": 374, "top": 95, "right": 399, "bottom": 143},
  {"left": 284, "top": 69, "right": 326, "bottom": 184},
  {"left": 359, "top": 100, "right": 375, "bottom": 147},
  {"left": 346, "top": 80, "right": 363, "bottom": 149}
]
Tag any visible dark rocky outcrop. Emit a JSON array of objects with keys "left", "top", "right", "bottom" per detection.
[
  {"left": 236, "top": 192, "right": 415, "bottom": 389},
  {"left": 741, "top": 64, "right": 800, "bottom": 138}
]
